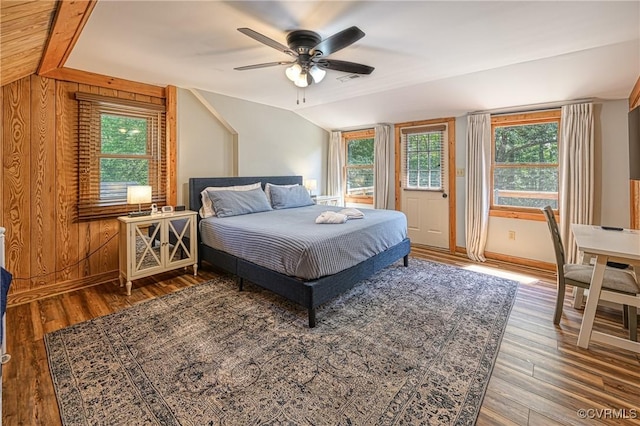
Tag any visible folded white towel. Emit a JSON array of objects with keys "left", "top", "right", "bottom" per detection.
[
  {"left": 339, "top": 208, "right": 364, "bottom": 219},
  {"left": 315, "top": 211, "right": 348, "bottom": 224}
]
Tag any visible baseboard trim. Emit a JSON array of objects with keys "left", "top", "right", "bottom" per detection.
[
  {"left": 7, "top": 270, "right": 119, "bottom": 307},
  {"left": 455, "top": 246, "right": 555, "bottom": 272}
]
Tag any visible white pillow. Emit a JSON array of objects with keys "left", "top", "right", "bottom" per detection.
[
  {"left": 265, "top": 183, "right": 299, "bottom": 205},
  {"left": 199, "top": 182, "right": 261, "bottom": 218}
]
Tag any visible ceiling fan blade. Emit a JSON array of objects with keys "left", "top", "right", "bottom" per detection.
[
  {"left": 237, "top": 28, "right": 297, "bottom": 56},
  {"left": 318, "top": 59, "right": 374, "bottom": 75},
  {"left": 234, "top": 61, "right": 295, "bottom": 71},
  {"left": 312, "top": 26, "right": 365, "bottom": 57}
]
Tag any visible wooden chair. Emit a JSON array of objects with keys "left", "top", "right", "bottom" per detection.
[{"left": 541, "top": 206, "right": 638, "bottom": 341}]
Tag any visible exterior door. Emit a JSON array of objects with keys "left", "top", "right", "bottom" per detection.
[{"left": 399, "top": 123, "right": 450, "bottom": 249}]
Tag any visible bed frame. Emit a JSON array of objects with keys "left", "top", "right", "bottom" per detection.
[{"left": 188, "top": 176, "right": 410, "bottom": 327}]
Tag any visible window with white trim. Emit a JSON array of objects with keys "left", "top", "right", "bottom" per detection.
[{"left": 491, "top": 110, "right": 560, "bottom": 212}]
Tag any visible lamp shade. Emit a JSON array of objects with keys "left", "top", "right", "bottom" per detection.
[
  {"left": 294, "top": 72, "right": 309, "bottom": 88},
  {"left": 285, "top": 64, "right": 302, "bottom": 82},
  {"left": 304, "top": 179, "right": 317, "bottom": 192},
  {"left": 127, "top": 185, "right": 152, "bottom": 205},
  {"left": 309, "top": 66, "right": 326, "bottom": 83}
]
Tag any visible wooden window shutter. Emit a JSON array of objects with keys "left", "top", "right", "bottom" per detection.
[{"left": 76, "top": 93, "right": 167, "bottom": 220}]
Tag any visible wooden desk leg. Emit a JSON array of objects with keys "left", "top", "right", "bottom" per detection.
[{"left": 577, "top": 255, "right": 607, "bottom": 348}]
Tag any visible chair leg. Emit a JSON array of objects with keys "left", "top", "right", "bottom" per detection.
[
  {"left": 554, "top": 280, "right": 565, "bottom": 325},
  {"left": 628, "top": 306, "right": 637, "bottom": 342}
]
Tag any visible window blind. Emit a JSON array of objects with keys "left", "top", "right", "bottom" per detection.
[
  {"left": 76, "top": 92, "right": 167, "bottom": 220},
  {"left": 400, "top": 124, "right": 446, "bottom": 191}
]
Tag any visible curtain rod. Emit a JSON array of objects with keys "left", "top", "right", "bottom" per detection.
[{"left": 469, "top": 98, "right": 593, "bottom": 116}]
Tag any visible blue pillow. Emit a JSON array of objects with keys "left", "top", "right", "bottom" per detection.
[
  {"left": 269, "top": 184, "right": 315, "bottom": 209},
  {"left": 207, "top": 187, "right": 272, "bottom": 218}
]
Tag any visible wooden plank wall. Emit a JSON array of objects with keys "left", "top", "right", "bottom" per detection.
[{"left": 1, "top": 74, "right": 166, "bottom": 304}]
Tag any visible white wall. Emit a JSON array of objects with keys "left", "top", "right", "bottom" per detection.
[
  {"left": 176, "top": 88, "right": 235, "bottom": 205},
  {"left": 455, "top": 99, "right": 630, "bottom": 264},
  {"left": 176, "top": 88, "right": 328, "bottom": 205},
  {"left": 595, "top": 100, "right": 630, "bottom": 227}
]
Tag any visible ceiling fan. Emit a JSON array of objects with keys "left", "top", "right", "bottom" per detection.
[{"left": 234, "top": 26, "right": 374, "bottom": 88}]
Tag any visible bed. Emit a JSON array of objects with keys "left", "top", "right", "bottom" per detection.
[{"left": 189, "top": 176, "right": 410, "bottom": 327}]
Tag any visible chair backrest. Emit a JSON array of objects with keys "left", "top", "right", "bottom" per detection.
[{"left": 541, "top": 206, "right": 566, "bottom": 272}]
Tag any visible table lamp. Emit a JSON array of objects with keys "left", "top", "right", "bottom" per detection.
[
  {"left": 127, "top": 185, "right": 152, "bottom": 216},
  {"left": 304, "top": 179, "right": 317, "bottom": 197}
]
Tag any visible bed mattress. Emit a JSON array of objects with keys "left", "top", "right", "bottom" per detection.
[{"left": 199, "top": 205, "right": 407, "bottom": 280}]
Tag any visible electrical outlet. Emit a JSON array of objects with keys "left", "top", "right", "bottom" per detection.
[
  {"left": 456, "top": 168, "right": 465, "bottom": 177},
  {"left": 508, "top": 230, "right": 516, "bottom": 240}
]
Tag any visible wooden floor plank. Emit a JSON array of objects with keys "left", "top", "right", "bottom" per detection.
[{"left": 3, "top": 250, "right": 640, "bottom": 425}]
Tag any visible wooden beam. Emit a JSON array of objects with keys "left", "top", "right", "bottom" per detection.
[
  {"left": 630, "top": 75, "right": 640, "bottom": 110},
  {"left": 41, "top": 67, "right": 166, "bottom": 98},
  {"left": 37, "top": 0, "right": 97, "bottom": 74},
  {"left": 166, "top": 85, "right": 178, "bottom": 206},
  {"left": 630, "top": 75, "right": 640, "bottom": 229}
]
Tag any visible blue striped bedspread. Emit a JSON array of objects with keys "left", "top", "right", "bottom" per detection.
[{"left": 199, "top": 205, "right": 408, "bottom": 280}]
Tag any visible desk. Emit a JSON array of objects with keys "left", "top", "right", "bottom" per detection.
[{"left": 571, "top": 224, "right": 640, "bottom": 352}]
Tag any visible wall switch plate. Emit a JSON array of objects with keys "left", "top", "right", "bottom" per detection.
[
  {"left": 456, "top": 168, "right": 465, "bottom": 177},
  {"left": 508, "top": 230, "right": 516, "bottom": 240}
]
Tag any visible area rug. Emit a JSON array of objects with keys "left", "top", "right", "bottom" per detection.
[{"left": 45, "top": 259, "right": 519, "bottom": 425}]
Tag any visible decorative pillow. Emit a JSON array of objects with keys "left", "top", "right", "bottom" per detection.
[
  {"left": 265, "top": 183, "right": 298, "bottom": 205},
  {"left": 207, "top": 187, "right": 272, "bottom": 218},
  {"left": 269, "top": 184, "right": 315, "bottom": 210},
  {"left": 199, "top": 182, "right": 261, "bottom": 218}
]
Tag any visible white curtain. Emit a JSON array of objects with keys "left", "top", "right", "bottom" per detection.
[
  {"left": 465, "top": 113, "right": 492, "bottom": 262},
  {"left": 374, "top": 124, "right": 392, "bottom": 209},
  {"left": 327, "top": 131, "right": 344, "bottom": 203},
  {"left": 560, "top": 103, "right": 594, "bottom": 263}
]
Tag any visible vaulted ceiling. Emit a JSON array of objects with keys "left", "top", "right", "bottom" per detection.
[
  {"left": 2, "top": 1, "right": 639, "bottom": 129},
  {"left": 1, "top": 0, "right": 57, "bottom": 87}
]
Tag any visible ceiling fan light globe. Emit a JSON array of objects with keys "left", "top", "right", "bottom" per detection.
[
  {"left": 294, "top": 72, "right": 309, "bottom": 88},
  {"left": 285, "top": 63, "right": 302, "bottom": 81},
  {"left": 309, "top": 66, "right": 326, "bottom": 83}
]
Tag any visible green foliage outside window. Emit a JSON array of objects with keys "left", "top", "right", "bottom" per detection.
[
  {"left": 346, "top": 138, "right": 374, "bottom": 196},
  {"left": 347, "top": 138, "right": 374, "bottom": 165},
  {"left": 99, "top": 114, "right": 150, "bottom": 198},
  {"left": 494, "top": 122, "right": 559, "bottom": 209},
  {"left": 406, "top": 132, "right": 442, "bottom": 189}
]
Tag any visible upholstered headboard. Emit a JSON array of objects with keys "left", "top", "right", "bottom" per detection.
[{"left": 188, "top": 176, "right": 303, "bottom": 214}]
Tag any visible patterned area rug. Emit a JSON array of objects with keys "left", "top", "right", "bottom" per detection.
[{"left": 45, "top": 259, "right": 519, "bottom": 425}]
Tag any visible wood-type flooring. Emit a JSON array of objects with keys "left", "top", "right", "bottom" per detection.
[{"left": 2, "top": 248, "right": 639, "bottom": 425}]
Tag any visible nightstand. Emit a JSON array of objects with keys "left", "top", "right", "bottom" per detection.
[
  {"left": 117, "top": 210, "right": 198, "bottom": 295},
  {"left": 314, "top": 195, "right": 342, "bottom": 206}
]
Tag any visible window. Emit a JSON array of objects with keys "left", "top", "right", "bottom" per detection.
[
  {"left": 491, "top": 110, "right": 560, "bottom": 215},
  {"left": 344, "top": 129, "right": 375, "bottom": 204},
  {"left": 401, "top": 124, "right": 446, "bottom": 190},
  {"left": 76, "top": 93, "right": 166, "bottom": 220}
]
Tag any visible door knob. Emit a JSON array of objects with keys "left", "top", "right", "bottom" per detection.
[{"left": 442, "top": 193, "right": 448, "bottom": 199}]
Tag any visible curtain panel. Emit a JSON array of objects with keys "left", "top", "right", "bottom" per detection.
[
  {"left": 465, "top": 113, "right": 492, "bottom": 262},
  {"left": 374, "top": 124, "right": 392, "bottom": 209},
  {"left": 327, "top": 131, "right": 344, "bottom": 204},
  {"left": 559, "top": 103, "right": 594, "bottom": 263}
]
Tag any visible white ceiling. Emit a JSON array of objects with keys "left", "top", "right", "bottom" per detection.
[{"left": 66, "top": 1, "right": 640, "bottom": 130}]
